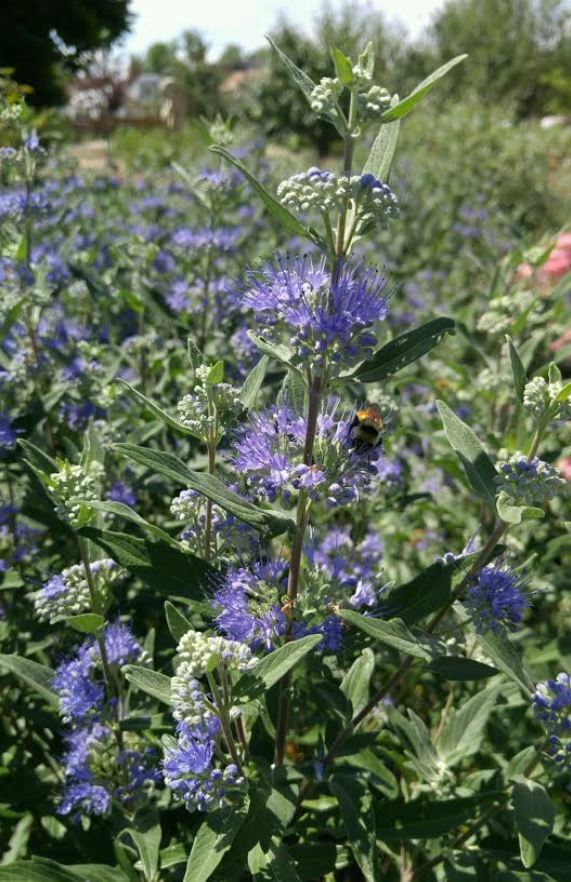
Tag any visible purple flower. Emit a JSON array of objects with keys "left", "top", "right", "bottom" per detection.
[
  {"left": 0, "top": 415, "right": 20, "bottom": 450},
  {"left": 163, "top": 720, "right": 242, "bottom": 813},
  {"left": 107, "top": 481, "right": 136, "bottom": 507},
  {"left": 102, "top": 622, "right": 142, "bottom": 667},
  {"left": 465, "top": 566, "right": 530, "bottom": 634},
  {"left": 53, "top": 645, "right": 104, "bottom": 723},
  {"left": 232, "top": 403, "right": 382, "bottom": 507},
  {"left": 241, "top": 256, "right": 389, "bottom": 369},
  {"left": 58, "top": 781, "right": 111, "bottom": 820},
  {"left": 212, "top": 561, "right": 287, "bottom": 650}
]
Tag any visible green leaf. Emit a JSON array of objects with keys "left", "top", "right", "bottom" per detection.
[
  {"left": 379, "top": 560, "right": 453, "bottom": 625},
  {"left": 210, "top": 145, "right": 314, "bottom": 241},
  {"left": 381, "top": 55, "right": 467, "bottom": 121},
  {"left": 60, "top": 613, "right": 104, "bottom": 635},
  {"left": 375, "top": 792, "right": 503, "bottom": 841},
  {"left": 187, "top": 338, "right": 204, "bottom": 371},
  {"left": 0, "top": 654, "right": 58, "bottom": 706},
  {"left": 236, "top": 634, "right": 322, "bottom": 696},
  {"left": 68, "top": 868, "right": 128, "bottom": 882},
  {"left": 506, "top": 336, "right": 527, "bottom": 403},
  {"left": 436, "top": 686, "right": 499, "bottom": 766},
  {"left": 266, "top": 37, "right": 345, "bottom": 134},
  {"left": 362, "top": 97, "right": 401, "bottom": 183},
  {"left": 349, "top": 317, "right": 455, "bottom": 383},
  {"left": 207, "top": 360, "right": 224, "bottom": 385},
  {"left": 255, "top": 841, "right": 301, "bottom": 882},
  {"left": 388, "top": 708, "right": 442, "bottom": 783},
  {"left": 114, "top": 443, "right": 295, "bottom": 538},
  {"left": 496, "top": 492, "right": 544, "bottom": 525},
  {"left": 80, "top": 528, "right": 211, "bottom": 600},
  {"left": 513, "top": 779, "right": 556, "bottom": 868},
  {"left": 164, "top": 601, "right": 191, "bottom": 643},
  {"left": 115, "top": 379, "right": 197, "bottom": 437},
  {"left": 329, "top": 774, "right": 379, "bottom": 882},
  {"left": 0, "top": 859, "right": 126, "bottom": 882},
  {"left": 18, "top": 439, "right": 57, "bottom": 476},
  {"left": 555, "top": 381, "right": 571, "bottom": 403},
  {"left": 159, "top": 844, "right": 187, "bottom": 869},
  {"left": 436, "top": 400, "right": 498, "bottom": 509},
  {"left": 240, "top": 356, "right": 269, "bottom": 410},
  {"left": 183, "top": 800, "right": 249, "bottom": 882},
  {"left": 247, "top": 332, "right": 302, "bottom": 377},
  {"left": 341, "top": 648, "right": 374, "bottom": 716},
  {"left": 73, "top": 498, "right": 176, "bottom": 545},
  {"left": 477, "top": 629, "right": 535, "bottom": 696},
  {"left": 339, "top": 610, "right": 434, "bottom": 660},
  {"left": 124, "top": 665, "right": 172, "bottom": 705},
  {"left": 426, "top": 656, "right": 498, "bottom": 681},
  {"left": 123, "top": 811, "right": 161, "bottom": 882},
  {"left": 331, "top": 47, "right": 353, "bottom": 84}
]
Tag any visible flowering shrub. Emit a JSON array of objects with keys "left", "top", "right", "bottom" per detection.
[{"left": 0, "top": 40, "right": 570, "bottom": 882}]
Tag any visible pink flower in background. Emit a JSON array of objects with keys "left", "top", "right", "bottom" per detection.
[
  {"left": 557, "top": 457, "right": 571, "bottom": 481},
  {"left": 517, "top": 231, "right": 571, "bottom": 284}
]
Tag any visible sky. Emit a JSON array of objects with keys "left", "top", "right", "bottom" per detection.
[{"left": 121, "top": 0, "right": 446, "bottom": 58}]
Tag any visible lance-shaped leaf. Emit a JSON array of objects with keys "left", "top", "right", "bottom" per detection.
[
  {"left": 115, "top": 378, "right": 199, "bottom": 437},
  {"left": 506, "top": 336, "right": 527, "bottom": 403},
  {"left": 184, "top": 800, "right": 249, "bottom": 882},
  {"left": 426, "top": 657, "right": 498, "bottom": 681},
  {"left": 266, "top": 37, "right": 346, "bottom": 134},
  {"left": 122, "top": 811, "right": 162, "bottom": 882},
  {"left": 378, "top": 560, "right": 453, "bottom": 625},
  {"left": 71, "top": 498, "right": 175, "bottom": 545},
  {"left": 375, "top": 791, "right": 503, "bottom": 841},
  {"left": 164, "top": 601, "right": 191, "bottom": 642},
  {"left": 114, "top": 443, "right": 295, "bottom": 537},
  {"left": 247, "top": 332, "right": 302, "bottom": 377},
  {"left": 381, "top": 55, "right": 468, "bottom": 121},
  {"left": 347, "top": 317, "right": 455, "bottom": 383},
  {"left": 329, "top": 774, "right": 379, "bottom": 882},
  {"left": 362, "top": 96, "right": 401, "bottom": 183},
  {"left": 339, "top": 610, "right": 434, "bottom": 660},
  {"left": 514, "top": 779, "right": 556, "bottom": 868},
  {"left": 210, "top": 145, "right": 318, "bottom": 244},
  {"left": 0, "top": 654, "right": 58, "bottom": 706},
  {"left": 436, "top": 400, "right": 498, "bottom": 509},
  {"left": 234, "top": 634, "right": 322, "bottom": 697},
  {"left": 240, "top": 356, "right": 269, "bottom": 410},
  {"left": 436, "top": 686, "right": 499, "bottom": 766},
  {"left": 124, "top": 665, "right": 172, "bottom": 705},
  {"left": 477, "top": 628, "right": 535, "bottom": 696},
  {"left": 80, "top": 527, "right": 211, "bottom": 600},
  {"left": 341, "top": 648, "right": 375, "bottom": 717}
]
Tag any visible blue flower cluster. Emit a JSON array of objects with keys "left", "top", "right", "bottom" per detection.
[
  {"left": 163, "top": 721, "right": 244, "bottom": 813},
  {"left": 495, "top": 454, "right": 566, "bottom": 506},
  {"left": 52, "top": 623, "right": 159, "bottom": 820},
  {"left": 232, "top": 403, "right": 383, "bottom": 507},
  {"left": 212, "top": 561, "right": 287, "bottom": 650},
  {"left": 465, "top": 565, "right": 530, "bottom": 634},
  {"left": 241, "top": 256, "right": 389, "bottom": 370},
  {"left": 532, "top": 673, "right": 571, "bottom": 779}
]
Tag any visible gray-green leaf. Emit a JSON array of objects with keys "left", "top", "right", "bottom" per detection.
[
  {"left": 513, "top": 779, "right": 556, "bottom": 868},
  {"left": 436, "top": 400, "right": 498, "bottom": 509}
]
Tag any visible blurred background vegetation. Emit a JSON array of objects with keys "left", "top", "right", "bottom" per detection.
[{"left": 1, "top": 0, "right": 570, "bottom": 149}]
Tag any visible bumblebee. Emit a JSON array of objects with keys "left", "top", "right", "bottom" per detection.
[{"left": 350, "top": 403, "right": 384, "bottom": 448}]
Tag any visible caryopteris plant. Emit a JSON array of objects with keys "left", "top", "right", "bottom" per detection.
[{"left": 1, "top": 40, "right": 570, "bottom": 882}]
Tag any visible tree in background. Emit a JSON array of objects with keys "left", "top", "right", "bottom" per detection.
[
  {"left": 427, "top": 0, "right": 571, "bottom": 115},
  {"left": 0, "top": 0, "right": 132, "bottom": 106},
  {"left": 141, "top": 29, "right": 223, "bottom": 118}
]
